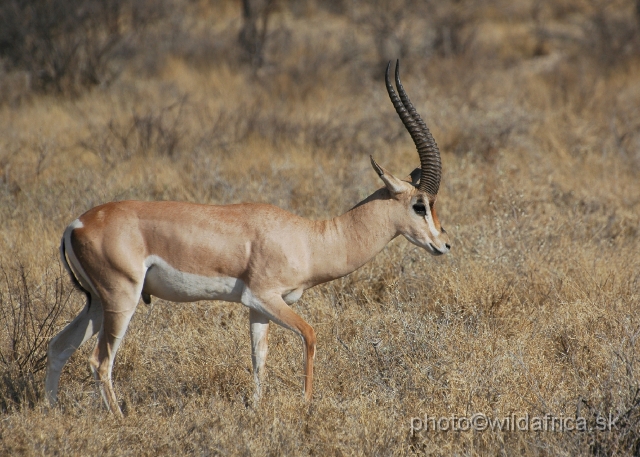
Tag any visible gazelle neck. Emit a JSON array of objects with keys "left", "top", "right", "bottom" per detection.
[{"left": 308, "top": 188, "right": 399, "bottom": 285}]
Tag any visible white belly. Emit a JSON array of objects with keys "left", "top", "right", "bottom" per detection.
[{"left": 142, "top": 255, "right": 244, "bottom": 303}]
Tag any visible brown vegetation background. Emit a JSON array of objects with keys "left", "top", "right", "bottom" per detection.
[{"left": 0, "top": 0, "right": 639, "bottom": 454}]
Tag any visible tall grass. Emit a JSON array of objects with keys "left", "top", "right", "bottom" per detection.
[{"left": 0, "top": 0, "right": 639, "bottom": 455}]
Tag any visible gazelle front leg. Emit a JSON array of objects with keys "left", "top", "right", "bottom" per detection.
[
  {"left": 249, "top": 309, "right": 270, "bottom": 404},
  {"left": 242, "top": 288, "right": 316, "bottom": 401}
]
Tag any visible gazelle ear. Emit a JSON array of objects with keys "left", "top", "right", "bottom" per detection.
[
  {"left": 407, "top": 168, "right": 421, "bottom": 186},
  {"left": 370, "top": 156, "right": 410, "bottom": 195}
]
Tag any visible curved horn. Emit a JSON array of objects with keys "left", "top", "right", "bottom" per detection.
[
  {"left": 386, "top": 60, "right": 442, "bottom": 197},
  {"left": 394, "top": 61, "right": 441, "bottom": 196}
]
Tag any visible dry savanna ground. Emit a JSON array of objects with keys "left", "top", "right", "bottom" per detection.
[{"left": 0, "top": 0, "right": 639, "bottom": 455}]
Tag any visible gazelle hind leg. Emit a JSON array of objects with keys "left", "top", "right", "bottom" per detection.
[
  {"left": 242, "top": 289, "right": 316, "bottom": 401},
  {"left": 45, "top": 296, "right": 103, "bottom": 406},
  {"left": 89, "top": 293, "right": 139, "bottom": 417},
  {"left": 249, "top": 309, "right": 270, "bottom": 404}
]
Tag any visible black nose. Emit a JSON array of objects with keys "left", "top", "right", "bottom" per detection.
[{"left": 445, "top": 243, "right": 451, "bottom": 250}]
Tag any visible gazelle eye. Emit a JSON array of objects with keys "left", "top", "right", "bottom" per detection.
[{"left": 412, "top": 203, "right": 426, "bottom": 216}]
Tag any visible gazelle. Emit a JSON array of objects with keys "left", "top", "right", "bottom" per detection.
[{"left": 45, "top": 61, "right": 450, "bottom": 416}]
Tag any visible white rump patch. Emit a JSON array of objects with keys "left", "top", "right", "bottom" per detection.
[{"left": 62, "top": 219, "right": 100, "bottom": 297}]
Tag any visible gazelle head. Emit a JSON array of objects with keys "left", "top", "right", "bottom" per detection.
[{"left": 371, "top": 60, "right": 451, "bottom": 256}]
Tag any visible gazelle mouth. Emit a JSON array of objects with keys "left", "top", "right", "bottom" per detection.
[{"left": 429, "top": 243, "right": 445, "bottom": 255}]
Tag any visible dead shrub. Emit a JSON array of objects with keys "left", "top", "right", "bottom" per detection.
[
  {"left": 0, "top": 0, "right": 168, "bottom": 97},
  {"left": 0, "top": 262, "right": 71, "bottom": 412}
]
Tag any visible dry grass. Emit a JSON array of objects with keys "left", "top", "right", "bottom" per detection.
[{"left": 1, "top": 0, "right": 639, "bottom": 455}]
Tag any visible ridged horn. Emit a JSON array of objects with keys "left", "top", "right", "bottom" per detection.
[{"left": 385, "top": 60, "right": 442, "bottom": 197}]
